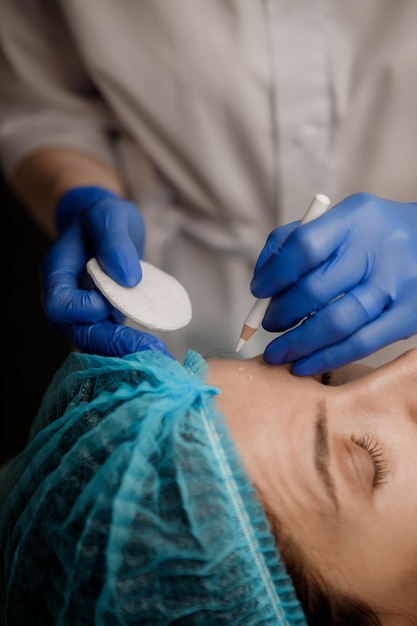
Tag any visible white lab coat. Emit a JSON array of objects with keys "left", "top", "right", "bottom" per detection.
[{"left": 0, "top": 0, "right": 416, "bottom": 363}]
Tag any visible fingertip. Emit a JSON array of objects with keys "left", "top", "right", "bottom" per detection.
[
  {"left": 290, "top": 357, "right": 323, "bottom": 377},
  {"left": 137, "top": 334, "right": 170, "bottom": 354},
  {"left": 120, "top": 256, "right": 142, "bottom": 287},
  {"left": 250, "top": 266, "right": 272, "bottom": 297},
  {"left": 263, "top": 344, "right": 284, "bottom": 365},
  {"left": 98, "top": 245, "right": 142, "bottom": 287},
  {"left": 100, "top": 256, "right": 142, "bottom": 287},
  {"left": 117, "top": 326, "right": 170, "bottom": 357},
  {"left": 146, "top": 342, "right": 175, "bottom": 359}
]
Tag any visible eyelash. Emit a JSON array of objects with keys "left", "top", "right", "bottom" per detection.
[{"left": 351, "top": 434, "right": 388, "bottom": 488}]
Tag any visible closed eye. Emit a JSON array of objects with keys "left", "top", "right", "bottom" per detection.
[{"left": 351, "top": 434, "right": 388, "bottom": 488}]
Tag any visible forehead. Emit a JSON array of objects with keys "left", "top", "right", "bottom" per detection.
[{"left": 208, "top": 354, "right": 375, "bottom": 387}]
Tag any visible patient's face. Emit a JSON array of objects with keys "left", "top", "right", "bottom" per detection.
[{"left": 207, "top": 348, "right": 417, "bottom": 621}]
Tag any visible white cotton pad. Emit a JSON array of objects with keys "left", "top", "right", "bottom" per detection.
[{"left": 86, "top": 258, "right": 192, "bottom": 331}]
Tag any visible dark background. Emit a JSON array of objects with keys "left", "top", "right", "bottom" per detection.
[{"left": 1, "top": 174, "right": 71, "bottom": 466}]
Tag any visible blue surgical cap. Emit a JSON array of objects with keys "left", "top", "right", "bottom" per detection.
[{"left": 0, "top": 349, "right": 307, "bottom": 625}]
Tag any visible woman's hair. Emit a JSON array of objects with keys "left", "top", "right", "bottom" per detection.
[
  {"left": 282, "top": 538, "right": 381, "bottom": 626},
  {"left": 257, "top": 489, "right": 383, "bottom": 625},
  {"left": 283, "top": 537, "right": 416, "bottom": 625},
  {"left": 260, "top": 484, "right": 417, "bottom": 625}
]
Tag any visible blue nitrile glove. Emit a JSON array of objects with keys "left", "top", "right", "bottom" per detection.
[
  {"left": 251, "top": 193, "right": 417, "bottom": 375},
  {"left": 40, "top": 186, "right": 170, "bottom": 357}
]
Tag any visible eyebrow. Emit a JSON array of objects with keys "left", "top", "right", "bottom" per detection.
[{"left": 314, "top": 402, "right": 340, "bottom": 512}]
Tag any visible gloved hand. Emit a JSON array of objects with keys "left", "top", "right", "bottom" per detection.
[
  {"left": 41, "top": 186, "right": 170, "bottom": 357},
  {"left": 251, "top": 193, "right": 417, "bottom": 375}
]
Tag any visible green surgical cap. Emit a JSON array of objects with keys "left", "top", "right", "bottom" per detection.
[{"left": 0, "top": 349, "right": 307, "bottom": 625}]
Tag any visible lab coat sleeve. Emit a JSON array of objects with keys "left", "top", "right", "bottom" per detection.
[{"left": 0, "top": 1, "right": 119, "bottom": 178}]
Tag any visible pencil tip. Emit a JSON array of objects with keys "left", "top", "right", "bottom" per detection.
[{"left": 235, "top": 338, "right": 246, "bottom": 352}]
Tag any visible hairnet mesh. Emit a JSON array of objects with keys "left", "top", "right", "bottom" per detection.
[{"left": 0, "top": 350, "right": 307, "bottom": 625}]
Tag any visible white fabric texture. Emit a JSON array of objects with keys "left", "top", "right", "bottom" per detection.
[{"left": 0, "top": 0, "right": 416, "bottom": 362}]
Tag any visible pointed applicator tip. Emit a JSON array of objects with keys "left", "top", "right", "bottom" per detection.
[{"left": 235, "top": 337, "right": 246, "bottom": 352}]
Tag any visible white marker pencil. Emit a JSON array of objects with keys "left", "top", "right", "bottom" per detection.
[{"left": 236, "top": 193, "right": 331, "bottom": 352}]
